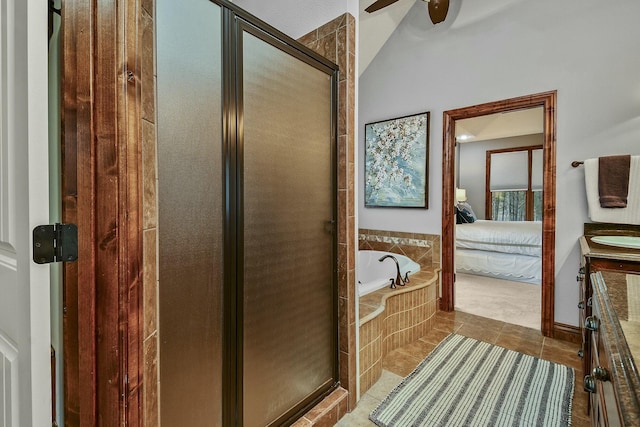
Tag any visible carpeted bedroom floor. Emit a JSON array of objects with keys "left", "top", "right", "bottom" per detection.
[{"left": 454, "top": 273, "right": 541, "bottom": 330}]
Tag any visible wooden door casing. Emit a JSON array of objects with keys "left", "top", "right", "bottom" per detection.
[{"left": 442, "top": 91, "right": 557, "bottom": 337}]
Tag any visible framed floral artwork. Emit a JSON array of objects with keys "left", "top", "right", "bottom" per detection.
[{"left": 364, "top": 111, "right": 429, "bottom": 208}]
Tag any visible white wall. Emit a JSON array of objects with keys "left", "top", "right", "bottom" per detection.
[
  {"left": 459, "top": 134, "right": 543, "bottom": 219},
  {"left": 231, "top": 0, "right": 358, "bottom": 39},
  {"left": 359, "top": 0, "right": 640, "bottom": 326}
]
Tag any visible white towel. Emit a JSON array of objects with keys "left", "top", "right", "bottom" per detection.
[{"left": 584, "top": 155, "right": 640, "bottom": 225}]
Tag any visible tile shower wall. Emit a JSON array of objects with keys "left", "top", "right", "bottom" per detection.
[
  {"left": 359, "top": 229, "right": 441, "bottom": 269},
  {"left": 299, "top": 13, "right": 358, "bottom": 412}
]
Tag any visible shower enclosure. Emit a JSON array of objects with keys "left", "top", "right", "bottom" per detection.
[{"left": 156, "top": 1, "right": 338, "bottom": 426}]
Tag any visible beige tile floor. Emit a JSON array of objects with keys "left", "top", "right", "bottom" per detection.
[{"left": 337, "top": 310, "right": 590, "bottom": 426}]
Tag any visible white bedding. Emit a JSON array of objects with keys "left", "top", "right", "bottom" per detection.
[
  {"left": 455, "top": 220, "right": 542, "bottom": 257},
  {"left": 456, "top": 248, "right": 541, "bottom": 284}
]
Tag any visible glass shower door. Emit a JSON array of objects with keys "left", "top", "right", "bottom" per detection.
[
  {"left": 156, "top": 2, "right": 338, "bottom": 425},
  {"left": 240, "top": 26, "right": 337, "bottom": 427}
]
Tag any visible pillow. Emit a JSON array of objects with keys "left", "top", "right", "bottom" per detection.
[{"left": 456, "top": 202, "right": 477, "bottom": 224}]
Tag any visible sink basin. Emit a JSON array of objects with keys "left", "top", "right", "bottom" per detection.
[{"left": 591, "top": 235, "right": 640, "bottom": 250}]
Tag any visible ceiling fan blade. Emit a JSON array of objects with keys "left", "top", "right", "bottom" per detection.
[
  {"left": 428, "top": 0, "right": 449, "bottom": 24},
  {"left": 365, "top": 0, "right": 401, "bottom": 13}
]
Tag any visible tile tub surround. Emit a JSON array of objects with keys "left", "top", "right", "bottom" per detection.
[
  {"left": 359, "top": 229, "right": 441, "bottom": 269},
  {"left": 359, "top": 270, "right": 439, "bottom": 395},
  {"left": 290, "top": 387, "right": 348, "bottom": 427}
]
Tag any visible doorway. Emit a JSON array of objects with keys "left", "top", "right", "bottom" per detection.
[
  {"left": 454, "top": 111, "right": 543, "bottom": 328},
  {"left": 441, "top": 91, "right": 557, "bottom": 337}
]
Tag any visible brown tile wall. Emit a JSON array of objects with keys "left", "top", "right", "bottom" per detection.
[
  {"left": 140, "top": 1, "right": 159, "bottom": 425},
  {"left": 299, "top": 13, "right": 358, "bottom": 412},
  {"left": 358, "top": 316, "right": 382, "bottom": 395},
  {"left": 358, "top": 273, "right": 439, "bottom": 395},
  {"left": 291, "top": 387, "right": 349, "bottom": 427},
  {"left": 382, "top": 282, "right": 438, "bottom": 355},
  {"left": 359, "top": 229, "right": 441, "bottom": 269}
]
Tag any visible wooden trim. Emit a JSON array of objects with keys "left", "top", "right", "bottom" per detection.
[
  {"left": 484, "top": 151, "right": 491, "bottom": 220},
  {"left": 442, "top": 91, "right": 557, "bottom": 337},
  {"left": 486, "top": 145, "right": 543, "bottom": 155},
  {"left": 541, "top": 92, "right": 557, "bottom": 338},
  {"left": 442, "top": 112, "right": 456, "bottom": 312},
  {"left": 62, "top": 0, "right": 144, "bottom": 425},
  {"left": 553, "top": 322, "right": 581, "bottom": 344},
  {"left": 484, "top": 145, "right": 543, "bottom": 221},
  {"left": 527, "top": 150, "right": 534, "bottom": 220}
]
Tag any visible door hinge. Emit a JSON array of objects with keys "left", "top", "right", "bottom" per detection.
[{"left": 33, "top": 223, "right": 78, "bottom": 264}]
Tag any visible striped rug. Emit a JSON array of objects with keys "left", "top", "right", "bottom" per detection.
[{"left": 370, "top": 334, "right": 574, "bottom": 427}]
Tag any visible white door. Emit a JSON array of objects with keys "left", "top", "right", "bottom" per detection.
[{"left": 0, "top": 0, "right": 52, "bottom": 426}]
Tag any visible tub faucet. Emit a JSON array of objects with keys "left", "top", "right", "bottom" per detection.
[{"left": 378, "top": 255, "right": 407, "bottom": 289}]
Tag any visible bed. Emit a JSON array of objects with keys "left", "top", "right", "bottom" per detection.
[{"left": 455, "top": 220, "right": 542, "bottom": 284}]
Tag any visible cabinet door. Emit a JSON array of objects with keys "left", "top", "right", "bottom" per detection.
[
  {"left": 596, "top": 334, "right": 622, "bottom": 426},
  {"left": 581, "top": 258, "right": 593, "bottom": 389},
  {"left": 579, "top": 259, "right": 588, "bottom": 374}
]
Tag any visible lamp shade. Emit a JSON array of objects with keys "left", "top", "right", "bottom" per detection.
[{"left": 455, "top": 188, "right": 467, "bottom": 203}]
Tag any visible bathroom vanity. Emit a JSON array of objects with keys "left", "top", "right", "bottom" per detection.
[{"left": 579, "top": 224, "right": 640, "bottom": 426}]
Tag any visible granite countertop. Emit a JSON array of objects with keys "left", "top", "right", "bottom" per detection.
[{"left": 591, "top": 270, "right": 640, "bottom": 427}]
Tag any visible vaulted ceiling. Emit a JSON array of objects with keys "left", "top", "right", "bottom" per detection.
[
  {"left": 358, "top": 0, "right": 415, "bottom": 75},
  {"left": 359, "top": 0, "right": 523, "bottom": 75}
]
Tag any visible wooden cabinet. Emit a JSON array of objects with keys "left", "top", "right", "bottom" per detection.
[
  {"left": 584, "top": 274, "right": 622, "bottom": 426},
  {"left": 580, "top": 234, "right": 640, "bottom": 426}
]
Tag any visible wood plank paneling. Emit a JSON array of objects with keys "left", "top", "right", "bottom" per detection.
[
  {"left": 121, "top": 0, "right": 144, "bottom": 424},
  {"left": 62, "top": 0, "right": 95, "bottom": 424},
  {"left": 62, "top": 0, "right": 144, "bottom": 425}
]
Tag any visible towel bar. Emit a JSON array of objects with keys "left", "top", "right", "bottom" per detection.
[{"left": 572, "top": 161, "right": 584, "bottom": 167}]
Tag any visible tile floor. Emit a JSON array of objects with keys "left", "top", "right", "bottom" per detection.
[{"left": 337, "top": 310, "right": 590, "bottom": 426}]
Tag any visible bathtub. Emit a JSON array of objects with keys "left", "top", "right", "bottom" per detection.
[{"left": 358, "top": 250, "right": 420, "bottom": 296}]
